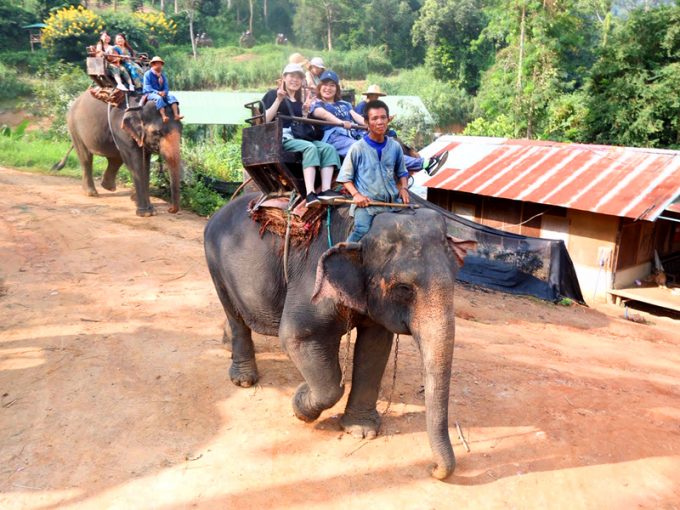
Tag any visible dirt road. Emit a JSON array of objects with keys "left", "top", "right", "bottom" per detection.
[{"left": 1, "top": 167, "right": 679, "bottom": 509}]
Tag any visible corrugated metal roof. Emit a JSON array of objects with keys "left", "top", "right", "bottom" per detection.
[
  {"left": 174, "top": 92, "right": 432, "bottom": 125},
  {"left": 422, "top": 136, "right": 680, "bottom": 221}
]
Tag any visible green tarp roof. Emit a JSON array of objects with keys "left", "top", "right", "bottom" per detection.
[{"left": 174, "top": 91, "right": 432, "bottom": 125}]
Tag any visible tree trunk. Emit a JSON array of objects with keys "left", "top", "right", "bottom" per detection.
[
  {"left": 174, "top": 0, "right": 178, "bottom": 14},
  {"left": 264, "top": 0, "right": 268, "bottom": 29},
  {"left": 189, "top": 10, "right": 197, "bottom": 59},
  {"left": 249, "top": 0, "right": 254, "bottom": 33},
  {"left": 517, "top": 3, "right": 526, "bottom": 92},
  {"left": 160, "top": 0, "right": 164, "bottom": 11},
  {"left": 326, "top": 4, "right": 333, "bottom": 51}
]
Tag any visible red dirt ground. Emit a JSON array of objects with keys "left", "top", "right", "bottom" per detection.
[{"left": 1, "top": 167, "right": 679, "bottom": 509}]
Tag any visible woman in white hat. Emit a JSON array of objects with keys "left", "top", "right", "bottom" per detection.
[
  {"left": 262, "top": 63, "right": 341, "bottom": 207},
  {"left": 306, "top": 57, "right": 326, "bottom": 91}
]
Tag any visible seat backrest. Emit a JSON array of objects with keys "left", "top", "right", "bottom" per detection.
[
  {"left": 241, "top": 118, "right": 305, "bottom": 195},
  {"left": 242, "top": 120, "right": 284, "bottom": 167},
  {"left": 86, "top": 56, "right": 106, "bottom": 76}
]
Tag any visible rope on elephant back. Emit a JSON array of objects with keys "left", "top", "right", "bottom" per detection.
[
  {"left": 340, "top": 312, "right": 353, "bottom": 387},
  {"left": 382, "top": 334, "right": 399, "bottom": 417}
]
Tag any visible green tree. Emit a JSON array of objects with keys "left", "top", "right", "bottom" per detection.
[
  {"left": 0, "top": 0, "right": 33, "bottom": 50},
  {"left": 412, "top": 0, "right": 493, "bottom": 93},
  {"left": 473, "top": 0, "right": 598, "bottom": 138},
  {"left": 586, "top": 4, "right": 680, "bottom": 148}
]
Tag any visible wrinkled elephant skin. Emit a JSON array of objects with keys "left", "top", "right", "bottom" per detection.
[
  {"left": 204, "top": 195, "right": 475, "bottom": 479},
  {"left": 66, "top": 92, "right": 183, "bottom": 216}
]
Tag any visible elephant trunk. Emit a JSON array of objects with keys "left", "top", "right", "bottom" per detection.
[
  {"left": 160, "top": 129, "right": 181, "bottom": 213},
  {"left": 412, "top": 288, "right": 456, "bottom": 480}
]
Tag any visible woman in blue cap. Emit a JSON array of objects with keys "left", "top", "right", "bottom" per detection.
[
  {"left": 262, "top": 63, "right": 342, "bottom": 207},
  {"left": 310, "top": 70, "right": 365, "bottom": 158}
]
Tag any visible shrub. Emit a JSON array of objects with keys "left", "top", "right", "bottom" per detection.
[
  {"left": 30, "top": 63, "right": 91, "bottom": 138},
  {"left": 0, "top": 62, "right": 31, "bottom": 101},
  {"left": 366, "top": 67, "right": 473, "bottom": 128},
  {"left": 133, "top": 11, "right": 177, "bottom": 45},
  {"left": 42, "top": 6, "right": 104, "bottom": 62},
  {"left": 462, "top": 114, "right": 514, "bottom": 137},
  {"left": 0, "top": 50, "right": 49, "bottom": 74},
  {"left": 101, "top": 11, "right": 151, "bottom": 54}
]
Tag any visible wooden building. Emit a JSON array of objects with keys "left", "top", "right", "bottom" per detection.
[{"left": 418, "top": 136, "right": 680, "bottom": 304}]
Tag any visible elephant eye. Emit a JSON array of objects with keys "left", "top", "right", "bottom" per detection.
[{"left": 392, "top": 283, "right": 415, "bottom": 302}]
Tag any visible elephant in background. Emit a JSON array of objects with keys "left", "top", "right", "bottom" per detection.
[
  {"left": 204, "top": 195, "right": 475, "bottom": 479},
  {"left": 66, "top": 92, "right": 182, "bottom": 216}
]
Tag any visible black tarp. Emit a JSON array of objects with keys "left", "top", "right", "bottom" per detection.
[{"left": 411, "top": 194, "right": 585, "bottom": 304}]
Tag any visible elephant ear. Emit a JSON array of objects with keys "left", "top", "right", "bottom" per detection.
[
  {"left": 446, "top": 235, "right": 477, "bottom": 267},
  {"left": 121, "top": 110, "right": 145, "bottom": 147},
  {"left": 312, "top": 242, "right": 367, "bottom": 314}
]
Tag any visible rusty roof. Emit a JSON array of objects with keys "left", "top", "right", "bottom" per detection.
[{"left": 421, "top": 136, "right": 680, "bottom": 221}]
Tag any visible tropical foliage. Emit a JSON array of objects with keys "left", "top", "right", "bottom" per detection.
[{"left": 41, "top": 5, "right": 104, "bottom": 61}]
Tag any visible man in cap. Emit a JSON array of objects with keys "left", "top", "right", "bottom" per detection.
[{"left": 143, "top": 56, "right": 183, "bottom": 122}]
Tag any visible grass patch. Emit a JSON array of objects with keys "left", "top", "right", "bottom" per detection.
[
  {"left": 162, "top": 43, "right": 393, "bottom": 91},
  {"left": 1, "top": 135, "right": 80, "bottom": 176}
]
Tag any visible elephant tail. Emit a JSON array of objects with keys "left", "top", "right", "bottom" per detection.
[{"left": 51, "top": 144, "right": 74, "bottom": 172}]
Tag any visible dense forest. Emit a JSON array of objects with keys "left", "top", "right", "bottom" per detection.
[
  {"left": 2, "top": 0, "right": 680, "bottom": 148},
  {"left": 1, "top": 0, "right": 679, "bottom": 183}
]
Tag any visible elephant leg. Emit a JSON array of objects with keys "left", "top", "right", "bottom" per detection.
[
  {"left": 280, "top": 315, "right": 344, "bottom": 422},
  {"left": 223, "top": 309, "right": 258, "bottom": 388},
  {"left": 127, "top": 151, "right": 154, "bottom": 216},
  {"left": 73, "top": 140, "right": 97, "bottom": 197},
  {"left": 341, "top": 323, "right": 393, "bottom": 439},
  {"left": 101, "top": 157, "right": 123, "bottom": 192}
]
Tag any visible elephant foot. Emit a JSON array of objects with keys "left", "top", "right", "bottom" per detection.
[
  {"left": 340, "top": 409, "right": 381, "bottom": 439},
  {"left": 101, "top": 179, "right": 116, "bottom": 192},
  {"left": 135, "top": 206, "right": 156, "bottom": 217},
  {"left": 292, "top": 383, "right": 323, "bottom": 423},
  {"left": 167, "top": 205, "right": 179, "bottom": 214},
  {"left": 229, "top": 359, "right": 258, "bottom": 388},
  {"left": 292, "top": 382, "right": 344, "bottom": 423},
  {"left": 83, "top": 187, "right": 98, "bottom": 197}
]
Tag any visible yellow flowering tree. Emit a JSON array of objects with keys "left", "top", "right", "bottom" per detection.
[
  {"left": 42, "top": 6, "right": 104, "bottom": 62},
  {"left": 133, "top": 11, "right": 177, "bottom": 44}
]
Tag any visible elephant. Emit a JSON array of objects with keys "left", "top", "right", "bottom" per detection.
[
  {"left": 66, "top": 91, "right": 183, "bottom": 217},
  {"left": 204, "top": 194, "right": 475, "bottom": 479}
]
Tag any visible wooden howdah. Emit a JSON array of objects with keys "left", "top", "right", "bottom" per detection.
[{"left": 241, "top": 118, "right": 305, "bottom": 196}]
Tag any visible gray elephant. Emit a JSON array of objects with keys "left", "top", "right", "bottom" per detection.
[
  {"left": 66, "top": 92, "right": 182, "bottom": 216},
  {"left": 204, "top": 194, "right": 475, "bottom": 479}
]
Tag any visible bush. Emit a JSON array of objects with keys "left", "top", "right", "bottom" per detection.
[
  {"left": 133, "top": 11, "right": 177, "bottom": 45},
  {"left": 42, "top": 5, "right": 104, "bottom": 62},
  {"left": 180, "top": 179, "right": 227, "bottom": 217},
  {"left": 181, "top": 130, "right": 243, "bottom": 182},
  {"left": 366, "top": 67, "right": 473, "bottom": 128},
  {"left": 0, "top": 50, "right": 49, "bottom": 74},
  {"left": 462, "top": 114, "right": 514, "bottom": 137},
  {"left": 0, "top": 1, "right": 33, "bottom": 51},
  {"left": 30, "top": 63, "right": 91, "bottom": 138},
  {"left": 0, "top": 62, "right": 31, "bottom": 101}
]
